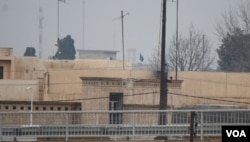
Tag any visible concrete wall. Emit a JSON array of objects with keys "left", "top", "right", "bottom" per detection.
[
  {"left": 0, "top": 48, "right": 13, "bottom": 56},
  {"left": 80, "top": 78, "right": 181, "bottom": 110},
  {"left": 13, "top": 57, "right": 46, "bottom": 80},
  {"left": 0, "top": 59, "right": 11, "bottom": 79},
  {"left": 169, "top": 71, "right": 250, "bottom": 108},
  {"left": 42, "top": 59, "right": 136, "bottom": 101},
  {"left": 0, "top": 80, "right": 39, "bottom": 101}
]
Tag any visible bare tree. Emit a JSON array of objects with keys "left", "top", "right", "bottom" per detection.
[
  {"left": 216, "top": 0, "right": 250, "bottom": 72},
  {"left": 148, "top": 46, "right": 161, "bottom": 71},
  {"left": 216, "top": 0, "right": 250, "bottom": 39},
  {"left": 239, "top": 0, "right": 250, "bottom": 33},
  {"left": 168, "top": 26, "right": 214, "bottom": 71}
]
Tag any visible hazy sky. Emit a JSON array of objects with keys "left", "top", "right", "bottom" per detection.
[{"left": 0, "top": 0, "right": 240, "bottom": 63}]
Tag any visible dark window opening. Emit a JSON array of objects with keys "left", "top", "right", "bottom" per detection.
[
  {"left": 57, "top": 107, "right": 61, "bottom": 111},
  {"left": 13, "top": 106, "right": 16, "bottom": 110},
  {"left": 35, "top": 106, "right": 39, "bottom": 110},
  {"left": 43, "top": 107, "right": 46, "bottom": 111},
  {"left": 65, "top": 107, "right": 68, "bottom": 111},
  {"left": 5, "top": 106, "right": 8, "bottom": 110},
  {"left": 28, "top": 106, "right": 31, "bottom": 110},
  {"left": 109, "top": 93, "right": 123, "bottom": 124},
  {"left": 0, "top": 66, "right": 3, "bottom": 79},
  {"left": 20, "top": 106, "right": 24, "bottom": 110},
  {"left": 50, "top": 107, "right": 53, "bottom": 111}
]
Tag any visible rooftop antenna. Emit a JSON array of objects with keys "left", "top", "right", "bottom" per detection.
[
  {"left": 38, "top": 7, "right": 44, "bottom": 58},
  {"left": 113, "top": 11, "right": 129, "bottom": 70},
  {"left": 57, "top": 0, "right": 66, "bottom": 42},
  {"left": 82, "top": 0, "right": 85, "bottom": 49}
]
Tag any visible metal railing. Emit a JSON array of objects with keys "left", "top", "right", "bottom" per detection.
[{"left": 0, "top": 109, "right": 249, "bottom": 140}]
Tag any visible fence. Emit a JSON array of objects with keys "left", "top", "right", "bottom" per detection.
[{"left": 0, "top": 109, "right": 249, "bottom": 140}]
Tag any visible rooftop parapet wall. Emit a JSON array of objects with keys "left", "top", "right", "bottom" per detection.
[
  {"left": 0, "top": 48, "right": 13, "bottom": 56},
  {"left": 13, "top": 57, "right": 47, "bottom": 80},
  {"left": 42, "top": 59, "right": 132, "bottom": 70}
]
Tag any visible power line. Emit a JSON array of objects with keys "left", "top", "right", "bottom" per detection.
[
  {"left": 42, "top": 91, "right": 250, "bottom": 106},
  {"left": 169, "top": 92, "right": 250, "bottom": 105}
]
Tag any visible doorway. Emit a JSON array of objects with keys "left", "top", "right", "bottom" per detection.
[{"left": 109, "top": 93, "right": 123, "bottom": 124}]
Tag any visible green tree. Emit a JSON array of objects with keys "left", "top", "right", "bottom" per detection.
[
  {"left": 24, "top": 47, "right": 36, "bottom": 57},
  {"left": 217, "top": 29, "right": 250, "bottom": 72},
  {"left": 54, "top": 35, "right": 76, "bottom": 60}
]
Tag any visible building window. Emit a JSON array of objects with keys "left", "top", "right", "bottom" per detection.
[
  {"left": 5, "top": 106, "right": 9, "bottom": 110},
  {"left": 20, "top": 106, "right": 24, "bottom": 110},
  {"left": 0, "top": 66, "right": 3, "bottom": 79},
  {"left": 13, "top": 106, "right": 16, "bottom": 110},
  {"left": 35, "top": 106, "right": 39, "bottom": 110},
  {"left": 50, "top": 107, "right": 53, "bottom": 111},
  {"left": 57, "top": 107, "right": 61, "bottom": 111},
  {"left": 28, "top": 106, "right": 31, "bottom": 110},
  {"left": 65, "top": 107, "right": 68, "bottom": 111},
  {"left": 43, "top": 107, "right": 46, "bottom": 111}
]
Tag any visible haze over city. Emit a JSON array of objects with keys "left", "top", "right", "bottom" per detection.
[{"left": 0, "top": 0, "right": 239, "bottom": 64}]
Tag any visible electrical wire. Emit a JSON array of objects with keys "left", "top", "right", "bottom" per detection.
[{"left": 43, "top": 91, "right": 250, "bottom": 106}]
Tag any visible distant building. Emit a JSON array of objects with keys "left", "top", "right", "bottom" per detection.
[
  {"left": 0, "top": 47, "right": 249, "bottom": 116},
  {"left": 127, "top": 48, "right": 137, "bottom": 63},
  {"left": 0, "top": 48, "right": 13, "bottom": 56},
  {"left": 78, "top": 49, "right": 119, "bottom": 60}
]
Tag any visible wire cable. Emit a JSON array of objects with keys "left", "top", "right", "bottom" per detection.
[{"left": 43, "top": 91, "right": 250, "bottom": 106}]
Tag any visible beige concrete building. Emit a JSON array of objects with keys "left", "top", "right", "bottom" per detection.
[
  {"left": 170, "top": 71, "right": 250, "bottom": 109},
  {"left": 0, "top": 47, "right": 249, "bottom": 113}
]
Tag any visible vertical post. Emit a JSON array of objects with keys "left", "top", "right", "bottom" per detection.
[
  {"left": 0, "top": 114, "right": 2, "bottom": 141},
  {"left": 82, "top": 0, "right": 85, "bottom": 49},
  {"left": 113, "top": 11, "right": 128, "bottom": 69},
  {"left": 200, "top": 112, "right": 204, "bottom": 140},
  {"left": 65, "top": 114, "right": 69, "bottom": 141},
  {"left": 190, "top": 111, "right": 195, "bottom": 142},
  {"left": 159, "top": 0, "right": 167, "bottom": 125},
  {"left": 121, "top": 11, "right": 125, "bottom": 70},
  {"left": 27, "top": 87, "right": 33, "bottom": 126},
  {"left": 132, "top": 112, "right": 135, "bottom": 140},
  {"left": 30, "top": 89, "right": 33, "bottom": 126},
  {"left": 202, "top": 34, "right": 205, "bottom": 71},
  {"left": 57, "top": 0, "right": 60, "bottom": 42},
  {"left": 175, "top": 0, "right": 179, "bottom": 80}
]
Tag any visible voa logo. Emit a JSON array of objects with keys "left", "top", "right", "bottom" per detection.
[
  {"left": 226, "top": 130, "right": 246, "bottom": 137},
  {"left": 222, "top": 126, "right": 249, "bottom": 142}
]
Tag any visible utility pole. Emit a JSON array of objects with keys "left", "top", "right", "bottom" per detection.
[
  {"left": 57, "top": 0, "right": 66, "bottom": 42},
  {"left": 121, "top": 11, "right": 125, "bottom": 70},
  {"left": 175, "top": 0, "right": 179, "bottom": 80},
  {"left": 190, "top": 111, "right": 196, "bottom": 142},
  {"left": 202, "top": 34, "right": 205, "bottom": 71},
  {"left": 113, "top": 11, "right": 129, "bottom": 70},
  {"left": 57, "top": 0, "right": 60, "bottom": 42},
  {"left": 82, "top": 0, "right": 85, "bottom": 49},
  {"left": 38, "top": 7, "right": 44, "bottom": 59},
  {"left": 159, "top": 0, "right": 168, "bottom": 125}
]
